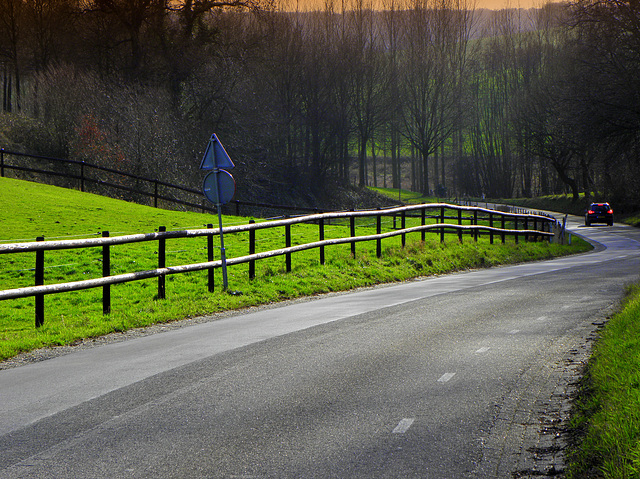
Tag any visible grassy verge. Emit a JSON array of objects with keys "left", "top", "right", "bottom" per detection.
[
  {"left": 0, "top": 178, "right": 591, "bottom": 361},
  {"left": 566, "top": 285, "right": 640, "bottom": 478}
]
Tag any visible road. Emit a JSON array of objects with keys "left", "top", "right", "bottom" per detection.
[{"left": 0, "top": 215, "right": 639, "bottom": 478}]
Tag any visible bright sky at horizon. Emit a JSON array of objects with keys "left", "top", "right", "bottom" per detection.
[
  {"left": 478, "top": 0, "right": 549, "bottom": 9},
  {"left": 279, "top": 0, "right": 550, "bottom": 11}
]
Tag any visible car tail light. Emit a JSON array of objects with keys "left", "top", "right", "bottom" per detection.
[
  {"left": 607, "top": 209, "right": 613, "bottom": 214},
  {"left": 588, "top": 210, "right": 595, "bottom": 214}
]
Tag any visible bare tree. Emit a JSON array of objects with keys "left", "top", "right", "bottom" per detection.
[
  {"left": 21, "top": 0, "right": 74, "bottom": 72},
  {"left": 467, "top": 8, "right": 521, "bottom": 198},
  {"left": 349, "top": 0, "right": 389, "bottom": 187},
  {"left": 381, "top": 0, "right": 402, "bottom": 191},
  {"left": 400, "top": 0, "right": 469, "bottom": 196},
  {"left": 174, "top": 0, "right": 273, "bottom": 38},
  {"left": 80, "top": 0, "right": 166, "bottom": 71},
  {"left": 568, "top": 0, "right": 640, "bottom": 207},
  {"left": 0, "top": 0, "right": 24, "bottom": 111}
]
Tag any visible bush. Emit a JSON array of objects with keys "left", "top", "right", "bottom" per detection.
[{"left": 0, "top": 113, "right": 63, "bottom": 157}]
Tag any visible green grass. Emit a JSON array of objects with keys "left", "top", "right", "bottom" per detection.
[
  {"left": 623, "top": 213, "right": 640, "bottom": 228},
  {"left": 0, "top": 177, "right": 591, "bottom": 361},
  {"left": 566, "top": 285, "right": 640, "bottom": 478},
  {"left": 369, "top": 187, "right": 442, "bottom": 205}
]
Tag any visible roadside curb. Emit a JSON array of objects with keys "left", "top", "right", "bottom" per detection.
[{"left": 473, "top": 314, "right": 604, "bottom": 478}]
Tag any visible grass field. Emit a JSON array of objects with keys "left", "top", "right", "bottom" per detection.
[
  {"left": 369, "top": 186, "right": 440, "bottom": 205},
  {"left": 8, "top": 177, "right": 640, "bottom": 475},
  {"left": 0, "top": 177, "right": 591, "bottom": 362},
  {"left": 566, "top": 285, "right": 640, "bottom": 478}
]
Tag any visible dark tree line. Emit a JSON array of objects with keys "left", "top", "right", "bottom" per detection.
[{"left": 0, "top": 0, "right": 639, "bottom": 210}]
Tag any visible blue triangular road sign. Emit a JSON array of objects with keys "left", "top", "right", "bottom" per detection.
[{"left": 199, "top": 133, "right": 235, "bottom": 170}]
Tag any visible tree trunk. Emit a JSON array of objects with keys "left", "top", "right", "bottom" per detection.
[
  {"left": 422, "top": 152, "right": 430, "bottom": 196},
  {"left": 371, "top": 133, "right": 377, "bottom": 188},
  {"left": 358, "top": 137, "right": 367, "bottom": 187},
  {"left": 554, "top": 162, "right": 579, "bottom": 200},
  {"left": 391, "top": 130, "right": 398, "bottom": 189}
]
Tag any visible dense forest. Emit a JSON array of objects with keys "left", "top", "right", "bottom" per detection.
[{"left": 0, "top": 0, "right": 638, "bottom": 211}]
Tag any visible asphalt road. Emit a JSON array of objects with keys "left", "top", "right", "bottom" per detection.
[{"left": 1, "top": 215, "right": 639, "bottom": 478}]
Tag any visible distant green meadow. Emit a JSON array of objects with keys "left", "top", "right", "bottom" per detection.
[{"left": 0, "top": 177, "right": 590, "bottom": 361}]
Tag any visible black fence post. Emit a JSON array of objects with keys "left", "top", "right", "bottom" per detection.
[
  {"left": 501, "top": 214, "right": 506, "bottom": 244},
  {"left": 319, "top": 218, "right": 325, "bottom": 265},
  {"left": 514, "top": 216, "right": 519, "bottom": 244},
  {"left": 350, "top": 214, "right": 356, "bottom": 258},
  {"left": 422, "top": 207, "right": 427, "bottom": 243},
  {"left": 489, "top": 213, "right": 494, "bottom": 245},
  {"left": 35, "top": 237, "right": 45, "bottom": 328},
  {"left": 524, "top": 217, "right": 529, "bottom": 242},
  {"left": 474, "top": 210, "right": 478, "bottom": 242},
  {"left": 249, "top": 220, "right": 256, "bottom": 279},
  {"left": 158, "top": 226, "right": 166, "bottom": 299},
  {"left": 285, "top": 219, "right": 292, "bottom": 273},
  {"left": 458, "top": 210, "right": 463, "bottom": 243},
  {"left": 207, "top": 224, "right": 215, "bottom": 291},
  {"left": 376, "top": 210, "right": 382, "bottom": 258},
  {"left": 439, "top": 207, "right": 444, "bottom": 243},
  {"left": 401, "top": 210, "right": 406, "bottom": 248},
  {"left": 102, "top": 231, "right": 111, "bottom": 315}
]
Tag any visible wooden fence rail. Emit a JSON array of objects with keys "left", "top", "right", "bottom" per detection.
[{"left": 0, "top": 204, "right": 558, "bottom": 328}]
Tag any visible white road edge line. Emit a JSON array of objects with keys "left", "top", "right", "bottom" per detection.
[
  {"left": 475, "top": 347, "right": 490, "bottom": 354},
  {"left": 392, "top": 418, "right": 415, "bottom": 434}
]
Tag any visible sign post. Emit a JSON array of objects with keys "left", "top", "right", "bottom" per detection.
[{"left": 200, "top": 134, "right": 235, "bottom": 291}]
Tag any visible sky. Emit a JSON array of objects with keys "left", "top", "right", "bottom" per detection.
[
  {"left": 477, "top": 0, "right": 546, "bottom": 9},
  {"left": 280, "top": 0, "right": 548, "bottom": 11}
]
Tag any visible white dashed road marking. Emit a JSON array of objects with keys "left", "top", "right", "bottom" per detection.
[
  {"left": 438, "top": 372, "right": 456, "bottom": 383},
  {"left": 392, "top": 418, "right": 415, "bottom": 434}
]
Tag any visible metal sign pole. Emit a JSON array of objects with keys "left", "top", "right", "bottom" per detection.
[
  {"left": 214, "top": 168, "right": 229, "bottom": 290},
  {"left": 200, "top": 133, "right": 235, "bottom": 292}
]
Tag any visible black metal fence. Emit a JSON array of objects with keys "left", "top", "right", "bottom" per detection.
[{"left": 0, "top": 148, "right": 328, "bottom": 217}]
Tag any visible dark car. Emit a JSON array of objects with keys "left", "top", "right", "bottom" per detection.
[{"left": 585, "top": 202, "right": 614, "bottom": 226}]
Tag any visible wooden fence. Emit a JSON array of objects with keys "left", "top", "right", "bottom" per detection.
[{"left": 0, "top": 204, "right": 558, "bottom": 328}]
